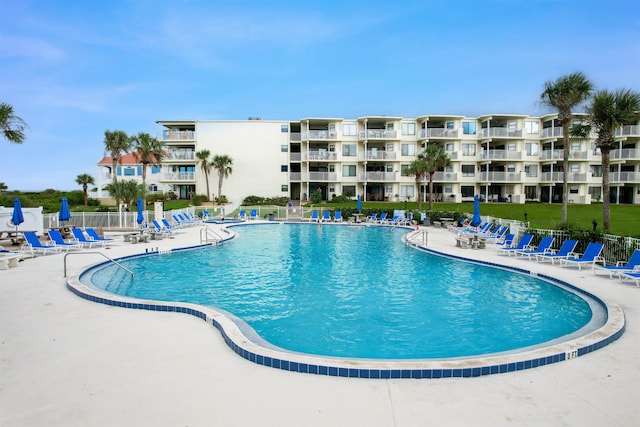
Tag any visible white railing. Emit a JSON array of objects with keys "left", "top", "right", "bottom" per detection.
[
  {"left": 160, "top": 172, "right": 195, "bottom": 181},
  {"left": 289, "top": 153, "right": 301, "bottom": 161},
  {"left": 615, "top": 125, "right": 639, "bottom": 136},
  {"left": 290, "top": 132, "right": 301, "bottom": 141},
  {"left": 359, "top": 171, "right": 397, "bottom": 181},
  {"left": 610, "top": 148, "right": 639, "bottom": 160},
  {"left": 609, "top": 171, "right": 640, "bottom": 182},
  {"left": 363, "top": 150, "right": 397, "bottom": 160},
  {"left": 539, "top": 172, "right": 587, "bottom": 182},
  {"left": 165, "top": 151, "right": 195, "bottom": 161},
  {"left": 307, "top": 172, "right": 338, "bottom": 181},
  {"left": 540, "top": 128, "right": 563, "bottom": 138},
  {"left": 302, "top": 130, "right": 337, "bottom": 140},
  {"left": 304, "top": 152, "right": 338, "bottom": 161},
  {"left": 432, "top": 172, "right": 458, "bottom": 181},
  {"left": 290, "top": 172, "right": 302, "bottom": 181},
  {"left": 478, "top": 128, "right": 523, "bottom": 138},
  {"left": 477, "top": 172, "right": 523, "bottom": 182},
  {"left": 358, "top": 129, "right": 398, "bottom": 139},
  {"left": 159, "top": 130, "right": 195, "bottom": 141},
  {"left": 419, "top": 128, "right": 459, "bottom": 138},
  {"left": 479, "top": 150, "right": 522, "bottom": 160},
  {"left": 539, "top": 149, "right": 564, "bottom": 160}
]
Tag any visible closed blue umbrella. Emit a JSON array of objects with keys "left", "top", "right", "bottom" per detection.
[
  {"left": 356, "top": 194, "right": 362, "bottom": 212},
  {"left": 59, "top": 197, "right": 71, "bottom": 223},
  {"left": 136, "top": 198, "right": 144, "bottom": 225},
  {"left": 472, "top": 195, "right": 482, "bottom": 226},
  {"left": 11, "top": 198, "right": 24, "bottom": 233}
]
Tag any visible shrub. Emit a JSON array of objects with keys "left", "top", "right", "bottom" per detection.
[
  {"left": 191, "top": 194, "right": 207, "bottom": 206},
  {"left": 329, "top": 194, "right": 352, "bottom": 203}
]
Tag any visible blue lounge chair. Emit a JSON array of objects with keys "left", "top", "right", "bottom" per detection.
[
  {"left": 620, "top": 269, "right": 640, "bottom": 287},
  {"left": 309, "top": 210, "right": 319, "bottom": 222},
  {"left": 162, "top": 218, "right": 185, "bottom": 234},
  {"left": 536, "top": 239, "right": 578, "bottom": 264},
  {"left": 47, "top": 229, "right": 83, "bottom": 252},
  {"left": 22, "top": 231, "right": 62, "bottom": 256},
  {"left": 152, "top": 220, "right": 173, "bottom": 236},
  {"left": 321, "top": 211, "right": 331, "bottom": 222},
  {"left": 239, "top": 210, "right": 247, "bottom": 220},
  {"left": 498, "top": 234, "right": 533, "bottom": 256},
  {"left": 366, "top": 213, "right": 378, "bottom": 223},
  {"left": 334, "top": 211, "right": 343, "bottom": 222},
  {"left": 593, "top": 249, "right": 640, "bottom": 278},
  {"left": 514, "top": 236, "right": 555, "bottom": 260},
  {"left": 249, "top": 209, "right": 258, "bottom": 220},
  {"left": 559, "top": 242, "right": 605, "bottom": 270},
  {"left": 384, "top": 215, "right": 400, "bottom": 225},
  {"left": 85, "top": 227, "right": 115, "bottom": 243},
  {"left": 495, "top": 233, "right": 515, "bottom": 248},
  {"left": 376, "top": 212, "right": 388, "bottom": 223},
  {"left": 483, "top": 225, "right": 508, "bottom": 241},
  {"left": 72, "top": 227, "right": 107, "bottom": 248}
]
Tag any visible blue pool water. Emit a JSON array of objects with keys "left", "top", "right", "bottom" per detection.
[{"left": 83, "top": 224, "right": 593, "bottom": 359}]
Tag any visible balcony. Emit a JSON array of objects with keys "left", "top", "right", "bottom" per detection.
[
  {"left": 159, "top": 130, "right": 195, "bottom": 141},
  {"left": 446, "top": 151, "right": 459, "bottom": 160},
  {"left": 307, "top": 172, "right": 338, "bottom": 182},
  {"left": 539, "top": 172, "right": 587, "bottom": 183},
  {"left": 290, "top": 132, "right": 301, "bottom": 142},
  {"left": 539, "top": 149, "right": 564, "bottom": 161},
  {"left": 304, "top": 152, "right": 338, "bottom": 161},
  {"left": 360, "top": 151, "right": 397, "bottom": 161},
  {"left": 478, "top": 128, "right": 523, "bottom": 139},
  {"left": 541, "top": 128, "right": 563, "bottom": 139},
  {"left": 358, "top": 129, "right": 397, "bottom": 140},
  {"left": 477, "top": 172, "right": 523, "bottom": 182},
  {"left": 289, "top": 153, "right": 302, "bottom": 162},
  {"left": 609, "top": 171, "right": 640, "bottom": 183},
  {"left": 432, "top": 172, "right": 459, "bottom": 181},
  {"left": 359, "top": 172, "right": 397, "bottom": 182},
  {"left": 290, "top": 172, "right": 302, "bottom": 181},
  {"left": 160, "top": 172, "right": 195, "bottom": 181},
  {"left": 165, "top": 151, "right": 195, "bottom": 161},
  {"left": 610, "top": 148, "right": 639, "bottom": 161},
  {"left": 479, "top": 150, "right": 523, "bottom": 160},
  {"left": 615, "top": 125, "right": 640, "bottom": 137},
  {"left": 302, "top": 130, "right": 336, "bottom": 140},
  {"left": 419, "top": 128, "right": 459, "bottom": 139}
]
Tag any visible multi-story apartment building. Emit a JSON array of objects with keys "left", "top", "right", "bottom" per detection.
[{"left": 95, "top": 114, "right": 640, "bottom": 205}]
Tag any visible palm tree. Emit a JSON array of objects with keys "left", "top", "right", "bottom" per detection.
[
  {"left": 103, "top": 129, "right": 131, "bottom": 207},
  {"left": 406, "top": 157, "right": 428, "bottom": 211},
  {"left": 422, "top": 143, "right": 450, "bottom": 212},
  {"left": 578, "top": 89, "right": 640, "bottom": 232},
  {"left": 212, "top": 154, "right": 233, "bottom": 204},
  {"left": 195, "top": 150, "right": 213, "bottom": 201},
  {"left": 540, "top": 72, "right": 593, "bottom": 224},
  {"left": 131, "top": 132, "right": 165, "bottom": 205},
  {"left": 75, "top": 174, "right": 95, "bottom": 206},
  {"left": 0, "top": 102, "right": 28, "bottom": 144},
  {"left": 105, "top": 180, "right": 145, "bottom": 210},
  {"left": 0, "top": 182, "right": 7, "bottom": 193}
]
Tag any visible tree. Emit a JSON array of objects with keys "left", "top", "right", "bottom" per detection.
[
  {"left": 574, "top": 89, "right": 640, "bottom": 232},
  {"left": 422, "top": 143, "right": 450, "bottom": 212},
  {"left": 75, "top": 174, "right": 95, "bottom": 206},
  {"left": 540, "top": 72, "right": 593, "bottom": 224},
  {"left": 195, "top": 150, "right": 212, "bottom": 201},
  {"left": 0, "top": 182, "right": 7, "bottom": 193},
  {"left": 406, "top": 157, "right": 428, "bottom": 211},
  {"left": 132, "top": 132, "right": 165, "bottom": 205},
  {"left": 105, "top": 180, "right": 145, "bottom": 210},
  {"left": 103, "top": 129, "right": 131, "bottom": 207},
  {"left": 0, "top": 102, "right": 28, "bottom": 144},
  {"left": 212, "top": 154, "right": 233, "bottom": 204}
]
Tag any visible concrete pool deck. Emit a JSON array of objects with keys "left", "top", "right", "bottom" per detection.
[{"left": 1, "top": 223, "right": 638, "bottom": 426}]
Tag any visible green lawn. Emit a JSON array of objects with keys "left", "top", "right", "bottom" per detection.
[{"left": 317, "top": 201, "right": 640, "bottom": 238}]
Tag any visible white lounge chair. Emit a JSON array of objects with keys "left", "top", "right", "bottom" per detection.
[{"left": 559, "top": 242, "right": 605, "bottom": 270}]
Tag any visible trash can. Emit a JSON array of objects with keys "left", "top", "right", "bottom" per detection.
[{"left": 268, "top": 213, "right": 275, "bottom": 221}]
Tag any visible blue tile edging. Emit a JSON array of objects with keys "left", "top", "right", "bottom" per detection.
[{"left": 66, "top": 239, "right": 625, "bottom": 380}]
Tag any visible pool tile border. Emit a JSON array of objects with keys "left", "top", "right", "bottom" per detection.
[{"left": 67, "top": 234, "right": 625, "bottom": 380}]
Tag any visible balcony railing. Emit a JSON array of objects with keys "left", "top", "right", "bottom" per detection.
[
  {"left": 615, "top": 125, "right": 639, "bottom": 137},
  {"left": 165, "top": 151, "right": 195, "bottom": 161},
  {"left": 477, "top": 172, "right": 523, "bottom": 182},
  {"left": 159, "top": 130, "right": 195, "bottom": 141},
  {"left": 539, "top": 172, "right": 587, "bottom": 182},
  {"left": 289, "top": 153, "right": 301, "bottom": 161},
  {"left": 610, "top": 148, "right": 639, "bottom": 160},
  {"left": 290, "top": 172, "right": 302, "bottom": 181},
  {"left": 432, "top": 172, "right": 459, "bottom": 181},
  {"left": 358, "top": 129, "right": 398, "bottom": 139},
  {"left": 419, "top": 128, "right": 459, "bottom": 138},
  {"left": 302, "top": 130, "right": 337, "bottom": 140},
  {"left": 446, "top": 151, "right": 459, "bottom": 160},
  {"left": 359, "top": 151, "right": 397, "bottom": 161},
  {"left": 539, "top": 149, "right": 564, "bottom": 161},
  {"left": 308, "top": 172, "right": 338, "bottom": 181},
  {"left": 541, "top": 128, "right": 563, "bottom": 138},
  {"left": 479, "top": 150, "right": 523, "bottom": 160},
  {"left": 359, "top": 172, "right": 397, "bottom": 182},
  {"left": 160, "top": 172, "right": 195, "bottom": 181},
  {"left": 290, "top": 132, "right": 301, "bottom": 142},
  {"left": 478, "top": 128, "right": 523, "bottom": 138},
  {"left": 609, "top": 171, "right": 640, "bottom": 182},
  {"left": 304, "top": 152, "right": 338, "bottom": 161}
]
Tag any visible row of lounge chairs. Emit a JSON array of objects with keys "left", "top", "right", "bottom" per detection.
[
  {"left": 21, "top": 229, "right": 115, "bottom": 256},
  {"left": 365, "top": 212, "right": 412, "bottom": 225},
  {"left": 309, "top": 210, "right": 343, "bottom": 222}
]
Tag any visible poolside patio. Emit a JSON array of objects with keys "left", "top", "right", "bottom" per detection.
[{"left": 1, "top": 224, "right": 638, "bottom": 426}]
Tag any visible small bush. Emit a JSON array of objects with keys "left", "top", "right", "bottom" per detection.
[{"left": 191, "top": 194, "right": 207, "bottom": 206}]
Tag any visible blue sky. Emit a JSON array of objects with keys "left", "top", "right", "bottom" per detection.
[{"left": 1, "top": 0, "right": 639, "bottom": 191}]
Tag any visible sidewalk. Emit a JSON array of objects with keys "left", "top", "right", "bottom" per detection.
[{"left": 1, "top": 224, "right": 638, "bottom": 427}]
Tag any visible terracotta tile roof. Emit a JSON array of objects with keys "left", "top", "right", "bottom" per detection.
[{"left": 97, "top": 152, "right": 159, "bottom": 165}]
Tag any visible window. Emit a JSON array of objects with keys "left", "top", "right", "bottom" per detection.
[
  {"left": 590, "top": 165, "right": 602, "bottom": 177},
  {"left": 329, "top": 144, "right": 335, "bottom": 152},
  {"left": 462, "top": 122, "right": 476, "bottom": 135},
  {"left": 461, "top": 186, "right": 474, "bottom": 197},
  {"left": 386, "top": 164, "right": 393, "bottom": 172},
  {"left": 507, "top": 164, "right": 516, "bottom": 173},
  {"left": 386, "top": 123, "right": 394, "bottom": 130},
  {"left": 461, "top": 165, "right": 475, "bottom": 176},
  {"left": 385, "top": 185, "right": 393, "bottom": 194},
  {"left": 148, "top": 184, "right": 157, "bottom": 192},
  {"left": 570, "top": 186, "right": 579, "bottom": 194},
  {"left": 525, "top": 186, "right": 537, "bottom": 199},
  {"left": 589, "top": 186, "right": 602, "bottom": 199},
  {"left": 124, "top": 167, "right": 135, "bottom": 176},
  {"left": 329, "top": 165, "right": 335, "bottom": 172},
  {"left": 329, "top": 185, "right": 335, "bottom": 193},
  {"left": 446, "top": 121, "right": 454, "bottom": 129},
  {"left": 386, "top": 143, "right": 394, "bottom": 152},
  {"left": 151, "top": 165, "right": 161, "bottom": 174},
  {"left": 401, "top": 164, "right": 410, "bottom": 176},
  {"left": 525, "top": 120, "right": 539, "bottom": 134},
  {"left": 570, "top": 164, "right": 580, "bottom": 173},
  {"left": 524, "top": 165, "right": 538, "bottom": 177},
  {"left": 401, "top": 144, "right": 416, "bottom": 156},
  {"left": 281, "top": 165, "right": 288, "bottom": 172},
  {"left": 445, "top": 143, "right": 454, "bottom": 152},
  {"left": 342, "top": 165, "right": 356, "bottom": 176},
  {"left": 462, "top": 143, "right": 476, "bottom": 156},
  {"left": 116, "top": 166, "right": 121, "bottom": 176},
  {"left": 343, "top": 123, "right": 357, "bottom": 136},
  {"left": 281, "top": 124, "right": 288, "bottom": 133},
  {"left": 507, "top": 143, "right": 516, "bottom": 151},
  {"left": 400, "top": 185, "right": 414, "bottom": 198},
  {"left": 444, "top": 165, "right": 453, "bottom": 172},
  {"left": 342, "top": 144, "right": 356, "bottom": 156},
  {"left": 137, "top": 166, "right": 142, "bottom": 175},
  {"left": 281, "top": 185, "right": 288, "bottom": 192},
  {"left": 342, "top": 185, "right": 355, "bottom": 197},
  {"left": 444, "top": 185, "right": 453, "bottom": 194},
  {"left": 401, "top": 122, "right": 416, "bottom": 135},
  {"left": 525, "top": 143, "right": 539, "bottom": 156},
  {"left": 281, "top": 145, "right": 288, "bottom": 152}
]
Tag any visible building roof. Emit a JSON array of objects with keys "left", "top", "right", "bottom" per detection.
[{"left": 97, "top": 152, "right": 159, "bottom": 166}]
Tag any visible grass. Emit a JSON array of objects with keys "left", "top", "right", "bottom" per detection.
[{"left": 317, "top": 201, "right": 640, "bottom": 238}]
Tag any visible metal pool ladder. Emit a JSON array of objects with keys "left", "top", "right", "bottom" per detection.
[{"left": 63, "top": 251, "right": 134, "bottom": 279}]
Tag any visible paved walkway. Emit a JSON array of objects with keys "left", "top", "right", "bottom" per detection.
[{"left": 1, "top": 224, "right": 638, "bottom": 427}]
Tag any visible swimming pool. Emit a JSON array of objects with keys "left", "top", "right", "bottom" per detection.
[{"left": 79, "top": 224, "right": 613, "bottom": 366}]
